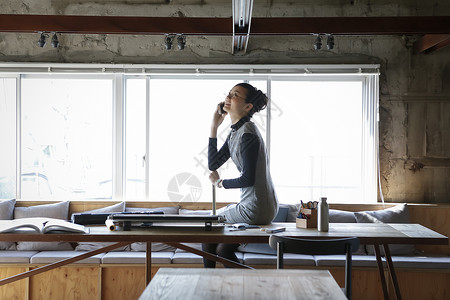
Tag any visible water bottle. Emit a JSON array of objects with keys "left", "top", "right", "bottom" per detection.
[{"left": 318, "top": 197, "right": 329, "bottom": 232}]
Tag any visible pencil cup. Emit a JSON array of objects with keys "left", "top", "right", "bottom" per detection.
[{"left": 296, "top": 208, "right": 318, "bottom": 229}]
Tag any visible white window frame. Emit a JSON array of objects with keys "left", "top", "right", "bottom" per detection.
[
  {"left": 17, "top": 73, "right": 117, "bottom": 200},
  {"left": 266, "top": 75, "right": 379, "bottom": 203},
  {"left": 0, "top": 63, "right": 379, "bottom": 203}
]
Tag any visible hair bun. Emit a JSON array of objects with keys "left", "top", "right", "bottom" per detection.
[{"left": 252, "top": 90, "right": 268, "bottom": 113}]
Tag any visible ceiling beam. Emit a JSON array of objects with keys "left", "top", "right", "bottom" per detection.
[
  {"left": 0, "top": 14, "right": 449, "bottom": 36},
  {"left": 249, "top": 16, "right": 450, "bottom": 35},
  {"left": 0, "top": 14, "right": 232, "bottom": 35},
  {"left": 413, "top": 34, "right": 450, "bottom": 54}
]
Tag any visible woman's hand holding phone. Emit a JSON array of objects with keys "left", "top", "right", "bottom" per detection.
[
  {"left": 219, "top": 102, "right": 226, "bottom": 115},
  {"left": 210, "top": 102, "right": 227, "bottom": 137}
]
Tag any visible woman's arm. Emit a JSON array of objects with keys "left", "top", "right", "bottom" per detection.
[
  {"left": 208, "top": 137, "right": 230, "bottom": 171},
  {"left": 222, "top": 133, "right": 260, "bottom": 189},
  {"left": 210, "top": 102, "right": 227, "bottom": 138},
  {"left": 209, "top": 102, "right": 230, "bottom": 171}
]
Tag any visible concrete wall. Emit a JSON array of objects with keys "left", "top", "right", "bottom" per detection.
[{"left": 0, "top": 1, "right": 449, "bottom": 203}]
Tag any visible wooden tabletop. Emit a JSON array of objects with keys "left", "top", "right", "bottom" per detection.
[
  {"left": 0, "top": 223, "right": 447, "bottom": 245},
  {"left": 138, "top": 268, "right": 347, "bottom": 300}
]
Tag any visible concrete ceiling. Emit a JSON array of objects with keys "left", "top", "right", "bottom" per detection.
[{"left": 0, "top": 0, "right": 449, "bottom": 54}]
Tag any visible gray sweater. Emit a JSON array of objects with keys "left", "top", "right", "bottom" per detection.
[{"left": 210, "top": 119, "right": 278, "bottom": 225}]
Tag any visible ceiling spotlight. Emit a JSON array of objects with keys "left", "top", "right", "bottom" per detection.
[
  {"left": 327, "top": 34, "right": 335, "bottom": 50},
  {"left": 164, "top": 34, "right": 175, "bottom": 50},
  {"left": 37, "top": 32, "right": 48, "bottom": 48},
  {"left": 177, "top": 34, "right": 186, "bottom": 50},
  {"left": 314, "top": 34, "right": 322, "bottom": 50},
  {"left": 51, "top": 33, "right": 59, "bottom": 48}
]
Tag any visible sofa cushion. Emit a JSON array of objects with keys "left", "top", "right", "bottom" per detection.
[
  {"left": 282, "top": 203, "right": 301, "bottom": 222},
  {"left": 84, "top": 202, "right": 125, "bottom": 214},
  {"left": 75, "top": 202, "right": 129, "bottom": 252},
  {"left": 314, "top": 254, "right": 384, "bottom": 268},
  {"left": 0, "top": 199, "right": 16, "bottom": 250},
  {"left": 241, "top": 253, "right": 277, "bottom": 265},
  {"left": 173, "top": 244, "right": 246, "bottom": 263},
  {"left": 243, "top": 253, "right": 315, "bottom": 266},
  {"left": 171, "top": 252, "right": 204, "bottom": 264},
  {"left": 76, "top": 241, "right": 130, "bottom": 252},
  {"left": 280, "top": 253, "right": 316, "bottom": 266},
  {"left": 131, "top": 242, "right": 177, "bottom": 252},
  {"left": 14, "top": 201, "right": 70, "bottom": 219},
  {"left": 126, "top": 206, "right": 179, "bottom": 214},
  {"left": 179, "top": 208, "right": 211, "bottom": 215},
  {"left": 127, "top": 206, "right": 179, "bottom": 252},
  {"left": 14, "top": 201, "right": 73, "bottom": 251},
  {"left": 171, "top": 252, "right": 244, "bottom": 264},
  {"left": 101, "top": 251, "right": 174, "bottom": 264},
  {"left": 237, "top": 243, "right": 276, "bottom": 255},
  {"left": 235, "top": 251, "right": 244, "bottom": 263},
  {"left": 30, "top": 251, "right": 105, "bottom": 264},
  {"left": 174, "top": 243, "right": 204, "bottom": 253},
  {"left": 274, "top": 206, "right": 290, "bottom": 222},
  {"left": 0, "top": 250, "right": 38, "bottom": 263},
  {"left": 390, "top": 255, "right": 450, "bottom": 269},
  {"left": 354, "top": 204, "right": 416, "bottom": 256},
  {"left": 329, "top": 209, "right": 357, "bottom": 223},
  {"left": 354, "top": 204, "right": 410, "bottom": 224},
  {"left": 0, "top": 199, "right": 16, "bottom": 220}
]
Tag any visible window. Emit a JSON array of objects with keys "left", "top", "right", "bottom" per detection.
[
  {"left": 146, "top": 79, "right": 241, "bottom": 203},
  {"left": 0, "top": 64, "right": 379, "bottom": 203},
  {"left": 127, "top": 78, "right": 269, "bottom": 204},
  {"left": 270, "top": 80, "right": 363, "bottom": 203},
  {"left": 0, "top": 77, "right": 16, "bottom": 199},
  {"left": 125, "top": 78, "right": 146, "bottom": 199},
  {"left": 20, "top": 76, "right": 113, "bottom": 199}
]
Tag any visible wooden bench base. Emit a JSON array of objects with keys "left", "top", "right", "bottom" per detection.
[{"left": 2, "top": 264, "right": 449, "bottom": 300}]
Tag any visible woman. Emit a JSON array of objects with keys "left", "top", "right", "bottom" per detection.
[{"left": 203, "top": 83, "right": 278, "bottom": 268}]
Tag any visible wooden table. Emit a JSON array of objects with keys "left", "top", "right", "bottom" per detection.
[
  {"left": 0, "top": 222, "right": 447, "bottom": 300},
  {"left": 138, "top": 268, "right": 348, "bottom": 300}
]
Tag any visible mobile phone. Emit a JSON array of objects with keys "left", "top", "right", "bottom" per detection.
[
  {"left": 219, "top": 102, "right": 226, "bottom": 114},
  {"left": 265, "top": 227, "right": 286, "bottom": 233}
]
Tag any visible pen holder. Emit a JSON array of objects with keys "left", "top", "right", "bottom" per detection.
[{"left": 296, "top": 208, "right": 317, "bottom": 229}]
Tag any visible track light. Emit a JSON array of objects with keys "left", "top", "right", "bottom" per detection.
[
  {"left": 177, "top": 34, "right": 186, "bottom": 50},
  {"left": 314, "top": 34, "right": 322, "bottom": 50},
  {"left": 326, "top": 34, "right": 335, "bottom": 50},
  {"left": 51, "top": 33, "right": 59, "bottom": 48},
  {"left": 164, "top": 34, "right": 186, "bottom": 50},
  {"left": 164, "top": 34, "right": 175, "bottom": 50},
  {"left": 37, "top": 32, "right": 48, "bottom": 48},
  {"left": 313, "top": 34, "right": 335, "bottom": 50},
  {"left": 37, "top": 32, "right": 59, "bottom": 48}
]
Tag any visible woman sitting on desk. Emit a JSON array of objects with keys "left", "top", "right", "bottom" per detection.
[{"left": 203, "top": 83, "right": 279, "bottom": 268}]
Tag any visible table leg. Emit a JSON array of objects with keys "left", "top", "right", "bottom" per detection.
[
  {"left": 0, "top": 242, "right": 130, "bottom": 286},
  {"left": 383, "top": 244, "right": 402, "bottom": 300},
  {"left": 166, "top": 242, "right": 253, "bottom": 269},
  {"left": 146, "top": 241, "right": 152, "bottom": 285},
  {"left": 374, "top": 244, "right": 389, "bottom": 300}
]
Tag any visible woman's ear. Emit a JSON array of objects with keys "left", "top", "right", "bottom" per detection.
[{"left": 244, "top": 103, "right": 253, "bottom": 113}]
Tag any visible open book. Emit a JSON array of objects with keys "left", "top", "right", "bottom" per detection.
[{"left": 0, "top": 217, "right": 90, "bottom": 234}]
